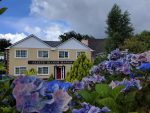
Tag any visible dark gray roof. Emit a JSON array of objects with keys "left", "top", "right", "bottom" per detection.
[
  {"left": 88, "top": 38, "right": 106, "bottom": 55},
  {"left": 44, "top": 41, "right": 62, "bottom": 47}
]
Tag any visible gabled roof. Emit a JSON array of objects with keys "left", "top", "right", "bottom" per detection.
[
  {"left": 7, "top": 34, "right": 93, "bottom": 51},
  {"left": 7, "top": 34, "right": 51, "bottom": 49},
  {"left": 44, "top": 41, "right": 61, "bottom": 47},
  {"left": 56, "top": 37, "right": 94, "bottom": 51}
]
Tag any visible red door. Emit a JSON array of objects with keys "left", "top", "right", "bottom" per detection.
[{"left": 56, "top": 67, "right": 61, "bottom": 80}]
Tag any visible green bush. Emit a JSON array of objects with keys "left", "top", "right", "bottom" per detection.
[{"left": 65, "top": 53, "right": 92, "bottom": 82}]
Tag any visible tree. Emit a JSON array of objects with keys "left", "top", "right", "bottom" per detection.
[
  {"left": 0, "top": 0, "right": 7, "bottom": 15},
  {"left": 121, "top": 31, "right": 150, "bottom": 53},
  {"left": 105, "top": 4, "right": 134, "bottom": 52},
  {"left": 0, "top": 39, "right": 12, "bottom": 52},
  {"left": 59, "top": 31, "right": 94, "bottom": 42},
  {"left": 65, "top": 53, "right": 92, "bottom": 82}
]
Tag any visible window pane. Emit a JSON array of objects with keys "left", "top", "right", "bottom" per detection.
[
  {"left": 15, "top": 67, "right": 26, "bottom": 74},
  {"left": 65, "top": 52, "right": 68, "bottom": 58},
  {"left": 38, "top": 67, "right": 42, "bottom": 74},
  {"left": 21, "top": 50, "right": 27, "bottom": 57},
  {"left": 20, "top": 67, "right": 26, "bottom": 74},
  {"left": 38, "top": 51, "right": 43, "bottom": 57},
  {"left": 15, "top": 67, "right": 20, "bottom": 74},
  {"left": 16, "top": 50, "right": 20, "bottom": 57},
  {"left": 38, "top": 67, "right": 49, "bottom": 74},
  {"left": 59, "top": 51, "right": 64, "bottom": 58},
  {"left": 38, "top": 51, "right": 48, "bottom": 58},
  {"left": 16, "top": 50, "right": 27, "bottom": 57},
  {"left": 43, "top": 51, "right": 48, "bottom": 58},
  {"left": 43, "top": 67, "right": 48, "bottom": 74}
]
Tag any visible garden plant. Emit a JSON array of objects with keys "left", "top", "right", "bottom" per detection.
[{"left": 0, "top": 49, "right": 150, "bottom": 113}]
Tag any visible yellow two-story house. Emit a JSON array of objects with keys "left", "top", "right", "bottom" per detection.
[{"left": 5, "top": 34, "right": 93, "bottom": 80}]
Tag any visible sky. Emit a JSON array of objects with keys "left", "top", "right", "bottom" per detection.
[{"left": 1, "top": 0, "right": 150, "bottom": 43}]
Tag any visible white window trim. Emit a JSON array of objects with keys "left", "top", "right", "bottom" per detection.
[
  {"left": 15, "top": 49, "right": 28, "bottom": 58},
  {"left": 37, "top": 50, "right": 49, "bottom": 59},
  {"left": 76, "top": 51, "right": 86, "bottom": 59},
  {"left": 14, "top": 66, "right": 27, "bottom": 76},
  {"left": 58, "top": 50, "right": 69, "bottom": 59},
  {"left": 37, "top": 66, "right": 49, "bottom": 75}
]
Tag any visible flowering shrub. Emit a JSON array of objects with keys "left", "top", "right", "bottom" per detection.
[
  {"left": 72, "top": 75, "right": 105, "bottom": 91},
  {"left": 0, "top": 49, "right": 150, "bottom": 113},
  {"left": 72, "top": 102, "right": 110, "bottom": 113},
  {"left": 12, "top": 76, "right": 72, "bottom": 113},
  {"left": 90, "top": 49, "right": 150, "bottom": 76}
]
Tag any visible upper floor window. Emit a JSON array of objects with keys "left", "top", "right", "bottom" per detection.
[
  {"left": 76, "top": 51, "right": 85, "bottom": 58},
  {"left": 59, "top": 51, "right": 69, "bottom": 59},
  {"left": 37, "top": 66, "right": 49, "bottom": 75},
  {"left": 38, "top": 51, "right": 49, "bottom": 58},
  {"left": 15, "top": 67, "right": 26, "bottom": 75},
  {"left": 16, "top": 50, "right": 27, "bottom": 58}
]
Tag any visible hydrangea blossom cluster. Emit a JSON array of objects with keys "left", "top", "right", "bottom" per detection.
[
  {"left": 12, "top": 76, "right": 72, "bottom": 113},
  {"left": 131, "top": 51, "right": 150, "bottom": 66},
  {"left": 72, "top": 75, "right": 105, "bottom": 91},
  {"left": 72, "top": 102, "right": 110, "bottom": 113},
  {"left": 109, "top": 78, "right": 142, "bottom": 92},
  {"left": 90, "top": 49, "right": 150, "bottom": 75}
]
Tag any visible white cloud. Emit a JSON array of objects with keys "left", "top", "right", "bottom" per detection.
[
  {"left": 24, "top": 24, "right": 69, "bottom": 41},
  {"left": 30, "top": 0, "right": 150, "bottom": 38},
  {"left": 0, "top": 33, "right": 27, "bottom": 44},
  {"left": 0, "top": 17, "right": 71, "bottom": 41}
]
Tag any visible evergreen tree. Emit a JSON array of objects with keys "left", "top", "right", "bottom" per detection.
[
  {"left": 65, "top": 53, "right": 92, "bottom": 82},
  {"left": 105, "top": 4, "right": 134, "bottom": 52}
]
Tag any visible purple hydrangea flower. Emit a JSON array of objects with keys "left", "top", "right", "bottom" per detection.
[
  {"left": 12, "top": 76, "right": 72, "bottom": 113},
  {"left": 109, "top": 79, "right": 142, "bottom": 92},
  {"left": 72, "top": 102, "right": 110, "bottom": 113}
]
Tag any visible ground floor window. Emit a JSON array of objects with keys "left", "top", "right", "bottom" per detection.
[
  {"left": 54, "top": 66, "right": 65, "bottom": 80},
  {"left": 15, "top": 67, "right": 26, "bottom": 75},
  {"left": 37, "top": 66, "right": 49, "bottom": 75}
]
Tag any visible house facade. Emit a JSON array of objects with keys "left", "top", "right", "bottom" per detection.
[{"left": 5, "top": 34, "right": 93, "bottom": 80}]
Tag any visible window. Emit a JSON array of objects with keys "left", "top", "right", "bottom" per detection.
[
  {"left": 38, "top": 67, "right": 49, "bottom": 75},
  {"left": 16, "top": 50, "right": 27, "bottom": 58},
  {"left": 38, "top": 51, "right": 49, "bottom": 58},
  {"left": 76, "top": 51, "right": 85, "bottom": 58},
  {"left": 15, "top": 67, "right": 26, "bottom": 75},
  {"left": 59, "top": 51, "right": 69, "bottom": 58}
]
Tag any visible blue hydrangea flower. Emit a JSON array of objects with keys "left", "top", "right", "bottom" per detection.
[
  {"left": 12, "top": 76, "right": 72, "bottom": 113},
  {"left": 72, "top": 102, "right": 110, "bottom": 113},
  {"left": 136, "top": 63, "right": 150, "bottom": 71},
  {"left": 47, "top": 80, "right": 72, "bottom": 92}
]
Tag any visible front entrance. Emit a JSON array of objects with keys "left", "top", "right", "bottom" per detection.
[{"left": 54, "top": 66, "right": 65, "bottom": 80}]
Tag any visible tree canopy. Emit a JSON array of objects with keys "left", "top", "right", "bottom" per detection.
[
  {"left": 59, "top": 31, "right": 94, "bottom": 42},
  {"left": 0, "top": 0, "right": 7, "bottom": 15},
  {"left": 121, "top": 31, "right": 150, "bottom": 53},
  {"left": 0, "top": 39, "right": 12, "bottom": 52},
  {"left": 105, "top": 4, "right": 134, "bottom": 52}
]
